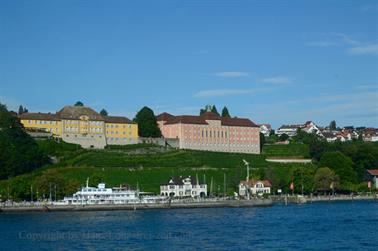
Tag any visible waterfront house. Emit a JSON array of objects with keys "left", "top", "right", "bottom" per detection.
[
  {"left": 366, "top": 169, "right": 378, "bottom": 189},
  {"left": 156, "top": 111, "right": 260, "bottom": 154},
  {"left": 160, "top": 176, "right": 207, "bottom": 198},
  {"left": 238, "top": 180, "right": 271, "bottom": 197}
]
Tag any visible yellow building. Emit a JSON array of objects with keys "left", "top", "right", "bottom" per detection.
[{"left": 19, "top": 105, "right": 138, "bottom": 148}]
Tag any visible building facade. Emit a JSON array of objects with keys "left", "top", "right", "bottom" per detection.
[
  {"left": 19, "top": 105, "right": 138, "bottom": 148},
  {"left": 366, "top": 170, "right": 378, "bottom": 189},
  {"left": 160, "top": 176, "right": 207, "bottom": 198},
  {"left": 156, "top": 112, "right": 260, "bottom": 154},
  {"left": 238, "top": 180, "right": 271, "bottom": 197}
]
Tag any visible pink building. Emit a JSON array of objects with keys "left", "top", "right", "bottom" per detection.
[{"left": 156, "top": 112, "right": 260, "bottom": 154}]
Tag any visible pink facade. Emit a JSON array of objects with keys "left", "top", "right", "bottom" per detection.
[{"left": 157, "top": 112, "right": 260, "bottom": 154}]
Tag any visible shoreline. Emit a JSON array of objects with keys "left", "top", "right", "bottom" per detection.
[
  {"left": 0, "top": 198, "right": 273, "bottom": 213},
  {"left": 1, "top": 195, "right": 377, "bottom": 213},
  {"left": 272, "top": 194, "right": 378, "bottom": 204}
]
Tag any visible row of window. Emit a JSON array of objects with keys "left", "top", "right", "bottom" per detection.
[
  {"left": 27, "top": 120, "right": 59, "bottom": 125},
  {"left": 65, "top": 134, "right": 103, "bottom": 138},
  {"left": 107, "top": 138, "right": 134, "bottom": 141},
  {"left": 106, "top": 131, "right": 133, "bottom": 135},
  {"left": 106, "top": 124, "right": 133, "bottom": 129},
  {"left": 201, "top": 130, "right": 228, "bottom": 139},
  {"left": 163, "top": 185, "right": 206, "bottom": 189}
]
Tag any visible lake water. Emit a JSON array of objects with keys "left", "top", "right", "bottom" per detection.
[{"left": 0, "top": 200, "right": 377, "bottom": 250}]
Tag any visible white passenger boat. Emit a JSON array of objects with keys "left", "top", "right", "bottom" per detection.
[{"left": 57, "top": 179, "right": 167, "bottom": 205}]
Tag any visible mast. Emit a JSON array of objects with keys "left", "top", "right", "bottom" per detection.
[
  {"left": 223, "top": 173, "right": 226, "bottom": 197},
  {"left": 49, "top": 183, "right": 52, "bottom": 202},
  {"left": 243, "top": 159, "right": 250, "bottom": 200},
  {"left": 210, "top": 177, "right": 213, "bottom": 197}
]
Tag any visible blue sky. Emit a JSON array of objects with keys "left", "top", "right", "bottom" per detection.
[{"left": 0, "top": 0, "right": 377, "bottom": 129}]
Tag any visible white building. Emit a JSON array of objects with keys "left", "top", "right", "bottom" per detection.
[
  {"left": 276, "top": 125, "right": 299, "bottom": 137},
  {"left": 160, "top": 176, "right": 207, "bottom": 198},
  {"left": 239, "top": 180, "right": 271, "bottom": 197},
  {"left": 366, "top": 170, "right": 378, "bottom": 189},
  {"left": 259, "top": 124, "right": 272, "bottom": 137},
  {"left": 277, "top": 121, "right": 321, "bottom": 137}
]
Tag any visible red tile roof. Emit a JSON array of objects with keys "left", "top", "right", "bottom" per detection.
[
  {"left": 367, "top": 169, "right": 378, "bottom": 176},
  {"left": 158, "top": 112, "right": 258, "bottom": 127},
  {"left": 156, "top": 112, "right": 175, "bottom": 121}
]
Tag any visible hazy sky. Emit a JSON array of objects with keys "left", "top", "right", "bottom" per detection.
[{"left": 1, "top": 0, "right": 377, "bottom": 128}]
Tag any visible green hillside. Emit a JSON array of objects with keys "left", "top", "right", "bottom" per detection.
[
  {"left": 262, "top": 143, "right": 310, "bottom": 158},
  {"left": 0, "top": 140, "right": 314, "bottom": 200}
]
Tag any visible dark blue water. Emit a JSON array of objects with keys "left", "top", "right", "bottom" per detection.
[{"left": 1, "top": 201, "right": 377, "bottom": 250}]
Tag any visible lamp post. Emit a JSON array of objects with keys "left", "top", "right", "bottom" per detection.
[{"left": 243, "top": 159, "right": 250, "bottom": 200}]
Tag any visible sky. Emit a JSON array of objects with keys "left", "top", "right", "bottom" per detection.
[{"left": 0, "top": 0, "right": 377, "bottom": 129}]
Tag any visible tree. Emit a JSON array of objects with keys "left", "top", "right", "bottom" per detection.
[
  {"left": 89, "top": 173, "right": 105, "bottom": 186},
  {"left": 269, "top": 129, "right": 275, "bottom": 137},
  {"left": 74, "top": 101, "right": 84, "bottom": 106},
  {"left": 0, "top": 102, "right": 48, "bottom": 179},
  {"left": 319, "top": 151, "right": 356, "bottom": 184},
  {"left": 134, "top": 106, "right": 161, "bottom": 137},
  {"left": 309, "top": 137, "right": 327, "bottom": 161},
  {"left": 34, "top": 169, "right": 69, "bottom": 200},
  {"left": 292, "top": 167, "right": 315, "bottom": 194},
  {"left": 211, "top": 105, "right": 219, "bottom": 115},
  {"left": 18, "top": 105, "right": 24, "bottom": 115},
  {"left": 200, "top": 105, "right": 220, "bottom": 115},
  {"left": 100, "top": 109, "right": 108, "bottom": 116},
  {"left": 259, "top": 132, "right": 265, "bottom": 152},
  {"left": 17, "top": 105, "right": 28, "bottom": 114},
  {"left": 314, "top": 167, "right": 338, "bottom": 194},
  {"left": 279, "top": 133, "right": 289, "bottom": 141},
  {"left": 329, "top": 120, "right": 336, "bottom": 131},
  {"left": 221, "top": 106, "right": 231, "bottom": 117}
]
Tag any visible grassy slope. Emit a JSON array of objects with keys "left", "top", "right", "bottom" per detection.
[
  {"left": 0, "top": 141, "right": 314, "bottom": 195},
  {"left": 262, "top": 144, "right": 310, "bottom": 158}
]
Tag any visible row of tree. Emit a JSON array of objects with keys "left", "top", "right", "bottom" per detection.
[
  {"left": 199, "top": 105, "right": 231, "bottom": 117},
  {"left": 294, "top": 130, "right": 377, "bottom": 188}
]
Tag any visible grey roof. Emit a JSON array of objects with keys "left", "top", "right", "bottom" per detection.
[{"left": 57, "top": 106, "right": 104, "bottom": 120}]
